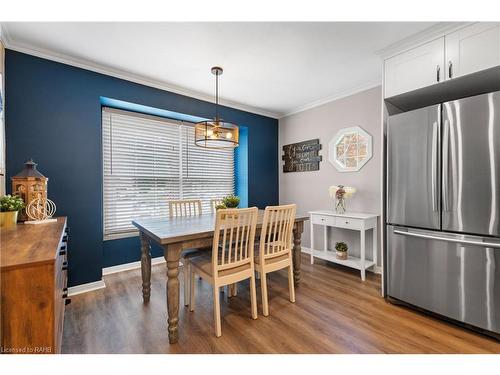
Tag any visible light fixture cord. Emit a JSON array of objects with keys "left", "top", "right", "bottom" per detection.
[
  {"left": 110, "top": 112, "right": 113, "bottom": 175},
  {"left": 215, "top": 71, "right": 219, "bottom": 122}
]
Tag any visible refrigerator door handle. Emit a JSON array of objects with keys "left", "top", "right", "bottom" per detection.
[
  {"left": 431, "top": 120, "right": 439, "bottom": 212},
  {"left": 393, "top": 229, "right": 500, "bottom": 248},
  {"left": 442, "top": 118, "right": 450, "bottom": 211}
]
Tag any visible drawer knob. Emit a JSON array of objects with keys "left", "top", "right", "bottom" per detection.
[
  {"left": 65, "top": 227, "right": 70, "bottom": 234},
  {"left": 345, "top": 221, "right": 349, "bottom": 224},
  {"left": 59, "top": 250, "right": 66, "bottom": 256},
  {"left": 63, "top": 235, "right": 68, "bottom": 242},
  {"left": 65, "top": 298, "right": 72, "bottom": 305},
  {"left": 62, "top": 261, "right": 68, "bottom": 271}
]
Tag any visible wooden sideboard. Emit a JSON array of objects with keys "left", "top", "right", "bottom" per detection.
[{"left": 1, "top": 217, "right": 69, "bottom": 354}]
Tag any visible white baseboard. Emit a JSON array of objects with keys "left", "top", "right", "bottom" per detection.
[
  {"left": 68, "top": 279, "right": 106, "bottom": 296},
  {"left": 301, "top": 247, "right": 382, "bottom": 275},
  {"left": 102, "top": 256, "right": 166, "bottom": 276}
]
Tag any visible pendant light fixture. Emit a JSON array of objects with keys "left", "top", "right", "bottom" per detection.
[{"left": 195, "top": 67, "right": 239, "bottom": 148}]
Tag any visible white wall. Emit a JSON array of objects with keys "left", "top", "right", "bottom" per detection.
[{"left": 279, "top": 86, "right": 382, "bottom": 264}]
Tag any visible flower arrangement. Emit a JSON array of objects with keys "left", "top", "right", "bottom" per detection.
[{"left": 328, "top": 185, "right": 356, "bottom": 214}]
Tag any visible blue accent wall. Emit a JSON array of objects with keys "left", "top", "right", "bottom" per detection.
[
  {"left": 5, "top": 50, "right": 279, "bottom": 286},
  {"left": 235, "top": 127, "right": 249, "bottom": 208}
]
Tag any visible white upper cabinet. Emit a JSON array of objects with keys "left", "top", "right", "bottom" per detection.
[
  {"left": 445, "top": 23, "right": 500, "bottom": 80},
  {"left": 384, "top": 38, "right": 445, "bottom": 98},
  {"left": 384, "top": 23, "right": 500, "bottom": 98}
]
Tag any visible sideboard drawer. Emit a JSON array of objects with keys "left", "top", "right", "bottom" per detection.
[
  {"left": 335, "top": 217, "right": 363, "bottom": 230},
  {"left": 311, "top": 214, "right": 336, "bottom": 226}
]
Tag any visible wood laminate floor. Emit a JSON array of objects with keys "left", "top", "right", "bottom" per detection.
[{"left": 62, "top": 254, "right": 500, "bottom": 354}]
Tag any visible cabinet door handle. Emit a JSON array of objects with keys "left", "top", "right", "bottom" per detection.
[
  {"left": 436, "top": 65, "right": 441, "bottom": 82},
  {"left": 62, "top": 261, "right": 68, "bottom": 271},
  {"left": 448, "top": 61, "right": 453, "bottom": 78}
]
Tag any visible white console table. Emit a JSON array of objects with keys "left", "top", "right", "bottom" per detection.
[{"left": 309, "top": 210, "right": 379, "bottom": 281}]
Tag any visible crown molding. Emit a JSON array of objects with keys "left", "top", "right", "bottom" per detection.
[
  {"left": 2, "top": 26, "right": 280, "bottom": 119},
  {"left": 280, "top": 80, "right": 381, "bottom": 119},
  {"left": 376, "top": 22, "right": 473, "bottom": 60}
]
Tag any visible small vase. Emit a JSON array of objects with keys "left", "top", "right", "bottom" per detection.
[
  {"left": 0, "top": 211, "right": 19, "bottom": 228},
  {"left": 335, "top": 197, "right": 346, "bottom": 214},
  {"left": 336, "top": 251, "right": 348, "bottom": 260}
]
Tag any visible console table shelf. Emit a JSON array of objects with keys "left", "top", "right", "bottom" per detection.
[{"left": 309, "top": 210, "right": 379, "bottom": 280}]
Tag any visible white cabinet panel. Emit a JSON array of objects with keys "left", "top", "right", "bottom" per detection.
[
  {"left": 445, "top": 23, "right": 500, "bottom": 80},
  {"left": 384, "top": 38, "right": 445, "bottom": 98}
]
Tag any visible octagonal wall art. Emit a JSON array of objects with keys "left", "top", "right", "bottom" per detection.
[{"left": 328, "top": 126, "right": 372, "bottom": 172}]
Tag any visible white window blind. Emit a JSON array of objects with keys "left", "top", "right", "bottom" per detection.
[{"left": 102, "top": 108, "right": 234, "bottom": 239}]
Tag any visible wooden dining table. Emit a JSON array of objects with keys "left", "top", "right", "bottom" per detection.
[{"left": 132, "top": 210, "right": 309, "bottom": 344}]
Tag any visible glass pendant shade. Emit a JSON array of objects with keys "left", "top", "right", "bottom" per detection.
[
  {"left": 194, "top": 119, "right": 239, "bottom": 148},
  {"left": 195, "top": 66, "right": 239, "bottom": 148}
]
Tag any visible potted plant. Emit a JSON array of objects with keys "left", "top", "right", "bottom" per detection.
[
  {"left": 0, "top": 194, "right": 25, "bottom": 227},
  {"left": 335, "top": 241, "right": 348, "bottom": 260},
  {"left": 222, "top": 194, "right": 240, "bottom": 209}
]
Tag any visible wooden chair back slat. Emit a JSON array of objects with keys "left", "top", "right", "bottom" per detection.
[
  {"left": 212, "top": 207, "right": 258, "bottom": 273},
  {"left": 169, "top": 199, "right": 202, "bottom": 218},
  {"left": 260, "top": 204, "right": 296, "bottom": 260},
  {"left": 210, "top": 199, "right": 224, "bottom": 213}
]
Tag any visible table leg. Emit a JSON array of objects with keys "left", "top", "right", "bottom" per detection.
[
  {"left": 373, "top": 225, "right": 378, "bottom": 268},
  {"left": 293, "top": 221, "right": 304, "bottom": 286},
  {"left": 360, "top": 229, "right": 366, "bottom": 281},
  {"left": 165, "top": 242, "right": 182, "bottom": 344},
  {"left": 140, "top": 233, "right": 152, "bottom": 303},
  {"left": 310, "top": 217, "right": 314, "bottom": 264}
]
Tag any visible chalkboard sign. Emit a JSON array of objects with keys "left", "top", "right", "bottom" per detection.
[{"left": 282, "top": 139, "right": 322, "bottom": 173}]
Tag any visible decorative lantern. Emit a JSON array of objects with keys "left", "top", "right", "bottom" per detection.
[{"left": 11, "top": 159, "right": 48, "bottom": 222}]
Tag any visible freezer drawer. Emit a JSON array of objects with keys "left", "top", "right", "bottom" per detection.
[
  {"left": 442, "top": 91, "right": 500, "bottom": 237},
  {"left": 387, "top": 104, "right": 440, "bottom": 229},
  {"left": 387, "top": 225, "right": 500, "bottom": 334}
]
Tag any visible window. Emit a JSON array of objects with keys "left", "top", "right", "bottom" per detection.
[{"left": 102, "top": 108, "right": 234, "bottom": 239}]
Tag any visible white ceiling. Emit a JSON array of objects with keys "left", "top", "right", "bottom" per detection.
[{"left": 2, "top": 22, "right": 438, "bottom": 117}]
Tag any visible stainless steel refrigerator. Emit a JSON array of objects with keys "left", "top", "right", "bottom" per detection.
[{"left": 386, "top": 90, "right": 500, "bottom": 338}]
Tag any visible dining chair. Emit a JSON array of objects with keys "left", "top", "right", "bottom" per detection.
[
  {"left": 189, "top": 207, "right": 259, "bottom": 337},
  {"left": 255, "top": 204, "right": 296, "bottom": 316},
  {"left": 168, "top": 199, "right": 203, "bottom": 306},
  {"left": 169, "top": 199, "right": 202, "bottom": 217},
  {"left": 210, "top": 198, "right": 223, "bottom": 213}
]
